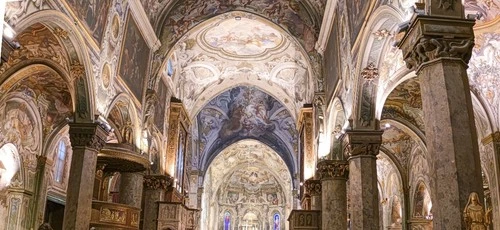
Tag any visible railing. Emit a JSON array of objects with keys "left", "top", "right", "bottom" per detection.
[
  {"left": 288, "top": 210, "right": 321, "bottom": 230},
  {"left": 98, "top": 143, "right": 149, "bottom": 172},
  {"left": 90, "top": 200, "right": 141, "bottom": 229},
  {"left": 157, "top": 202, "right": 200, "bottom": 230}
]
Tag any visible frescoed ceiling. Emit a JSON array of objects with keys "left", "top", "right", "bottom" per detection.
[
  {"left": 381, "top": 124, "right": 418, "bottom": 173},
  {"left": 157, "top": 0, "right": 322, "bottom": 54},
  {"left": 464, "top": 0, "right": 500, "bottom": 26},
  {"left": 197, "top": 86, "right": 297, "bottom": 174},
  {"left": 167, "top": 12, "right": 313, "bottom": 119},
  {"left": 382, "top": 78, "right": 424, "bottom": 133},
  {"left": 469, "top": 32, "right": 500, "bottom": 128}
]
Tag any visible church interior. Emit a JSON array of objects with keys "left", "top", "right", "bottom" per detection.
[{"left": 0, "top": 0, "right": 499, "bottom": 229}]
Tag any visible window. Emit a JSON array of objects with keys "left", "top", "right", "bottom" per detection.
[
  {"left": 273, "top": 213, "right": 280, "bottom": 230},
  {"left": 223, "top": 212, "right": 231, "bottom": 230},
  {"left": 54, "top": 140, "right": 67, "bottom": 183}
]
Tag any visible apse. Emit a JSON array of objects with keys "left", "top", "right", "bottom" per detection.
[{"left": 201, "top": 139, "right": 293, "bottom": 230}]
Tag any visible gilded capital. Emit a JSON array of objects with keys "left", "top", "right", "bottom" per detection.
[
  {"left": 397, "top": 15, "right": 475, "bottom": 71},
  {"left": 304, "top": 179, "right": 322, "bottom": 196},
  {"left": 317, "top": 160, "right": 349, "bottom": 180},
  {"left": 69, "top": 122, "right": 109, "bottom": 152},
  {"left": 143, "top": 175, "right": 173, "bottom": 190}
]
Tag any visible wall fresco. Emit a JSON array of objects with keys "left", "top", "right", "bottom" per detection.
[
  {"left": 118, "top": 13, "right": 151, "bottom": 101},
  {"left": 347, "top": 0, "right": 371, "bottom": 46},
  {"left": 64, "top": 0, "right": 111, "bottom": 45},
  {"left": 155, "top": 80, "right": 169, "bottom": 133}
]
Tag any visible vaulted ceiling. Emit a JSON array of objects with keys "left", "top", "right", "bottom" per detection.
[{"left": 164, "top": 11, "right": 314, "bottom": 120}]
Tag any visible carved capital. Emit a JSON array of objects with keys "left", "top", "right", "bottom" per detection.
[
  {"left": 342, "top": 130, "right": 383, "bottom": 159},
  {"left": 69, "top": 123, "right": 109, "bottom": 152},
  {"left": 317, "top": 160, "right": 349, "bottom": 180},
  {"left": 304, "top": 179, "right": 322, "bottom": 196},
  {"left": 397, "top": 15, "right": 475, "bottom": 71},
  {"left": 143, "top": 175, "right": 173, "bottom": 190}
]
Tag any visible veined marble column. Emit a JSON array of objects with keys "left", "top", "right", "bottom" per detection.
[
  {"left": 397, "top": 13, "right": 483, "bottom": 229},
  {"left": 317, "top": 160, "right": 349, "bottom": 230},
  {"left": 142, "top": 175, "right": 171, "bottom": 230},
  {"left": 119, "top": 172, "right": 144, "bottom": 208},
  {"left": 304, "top": 179, "right": 321, "bottom": 210},
  {"left": 344, "top": 130, "right": 382, "bottom": 230},
  {"left": 63, "top": 122, "right": 109, "bottom": 230},
  {"left": 33, "top": 155, "right": 51, "bottom": 228}
]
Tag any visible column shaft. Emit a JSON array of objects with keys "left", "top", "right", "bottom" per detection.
[
  {"left": 318, "top": 160, "right": 348, "bottom": 230},
  {"left": 142, "top": 175, "right": 171, "bottom": 230},
  {"left": 420, "top": 59, "right": 483, "bottom": 228},
  {"left": 119, "top": 172, "right": 144, "bottom": 208},
  {"left": 344, "top": 130, "right": 382, "bottom": 230},
  {"left": 63, "top": 123, "right": 108, "bottom": 230},
  {"left": 397, "top": 15, "right": 482, "bottom": 229}
]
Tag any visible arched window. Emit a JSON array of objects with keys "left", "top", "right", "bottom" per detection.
[
  {"left": 273, "top": 213, "right": 280, "bottom": 230},
  {"left": 54, "top": 140, "right": 67, "bottom": 183},
  {"left": 223, "top": 211, "right": 231, "bottom": 230}
]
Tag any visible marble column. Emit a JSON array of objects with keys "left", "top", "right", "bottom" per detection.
[
  {"left": 119, "top": 172, "right": 144, "bottom": 208},
  {"left": 397, "top": 14, "right": 483, "bottom": 229},
  {"left": 142, "top": 175, "right": 171, "bottom": 230},
  {"left": 304, "top": 179, "right": 321, "bottom": 210},
  {"left": 317, "top": 160, "right": 349, "bottom": 230},
  {"left": 33, "top": 155, "right": 51, "bottom": 228},
  {"left": 344, "top": 130, "right": 382, "bottom": 230},
  {"left": 63, "top": 122, "right": 109, "bottom": 230}
]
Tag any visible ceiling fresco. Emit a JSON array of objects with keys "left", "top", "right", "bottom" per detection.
[
  {"left": 197, "top": 86, "right": 297, "bottom": 173},
  {"left": 464, "top": 0, "right": 500, "bottom": 25},
  {"left": 202, "top": 17, "right": 284, "bottom": 56},
  {"left": 3, "top": 69, "right": 73, "bottom": 137},
  {"left": 141, "top": 0, "right": 173, "bottom": 25},
  {"left": 469, "top": 32, "right": 500, "bottom": 127},
  {"left": 169, "top": 12, "right": 313, "bottom": 119},
  {"left": 381, "top": 124, "right": 418, "bottom": 173},
  {"left": 382, "top": 78, "right": 424, "bottom": 133},
  {"left": 158, "top": 0, "right": 320, "bottom": 55}
]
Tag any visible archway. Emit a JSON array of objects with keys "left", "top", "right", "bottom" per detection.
[{"left": 201, "top": 140, "right": 292, "bottom": 230}]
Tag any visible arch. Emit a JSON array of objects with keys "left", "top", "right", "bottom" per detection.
[
  {"left": 105, "top": 93, "right": 141, "bottom": 147},
  {"left": 351, "top": 5, "right": 406, "bottom": 129},
  {"left": 325, "top": 97, "right": 347, "bottom": 159},
  {"left": 156, "top": 11, "right": 315, "bottom": 120},
  {"left": 377, "top": 150, "right": 406, "bottom": 228},
  {"left": 412, "top": 181, "right": 433, "bottom": 219},
  {"left": 11, "top": 10, "right": 98, "bottom": 121},
  {"left": 376, "top": 71, "right": 417, "bottom": 120},
  {"left": 196, "top": 86, "right": 298, "bottom": 176}
]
